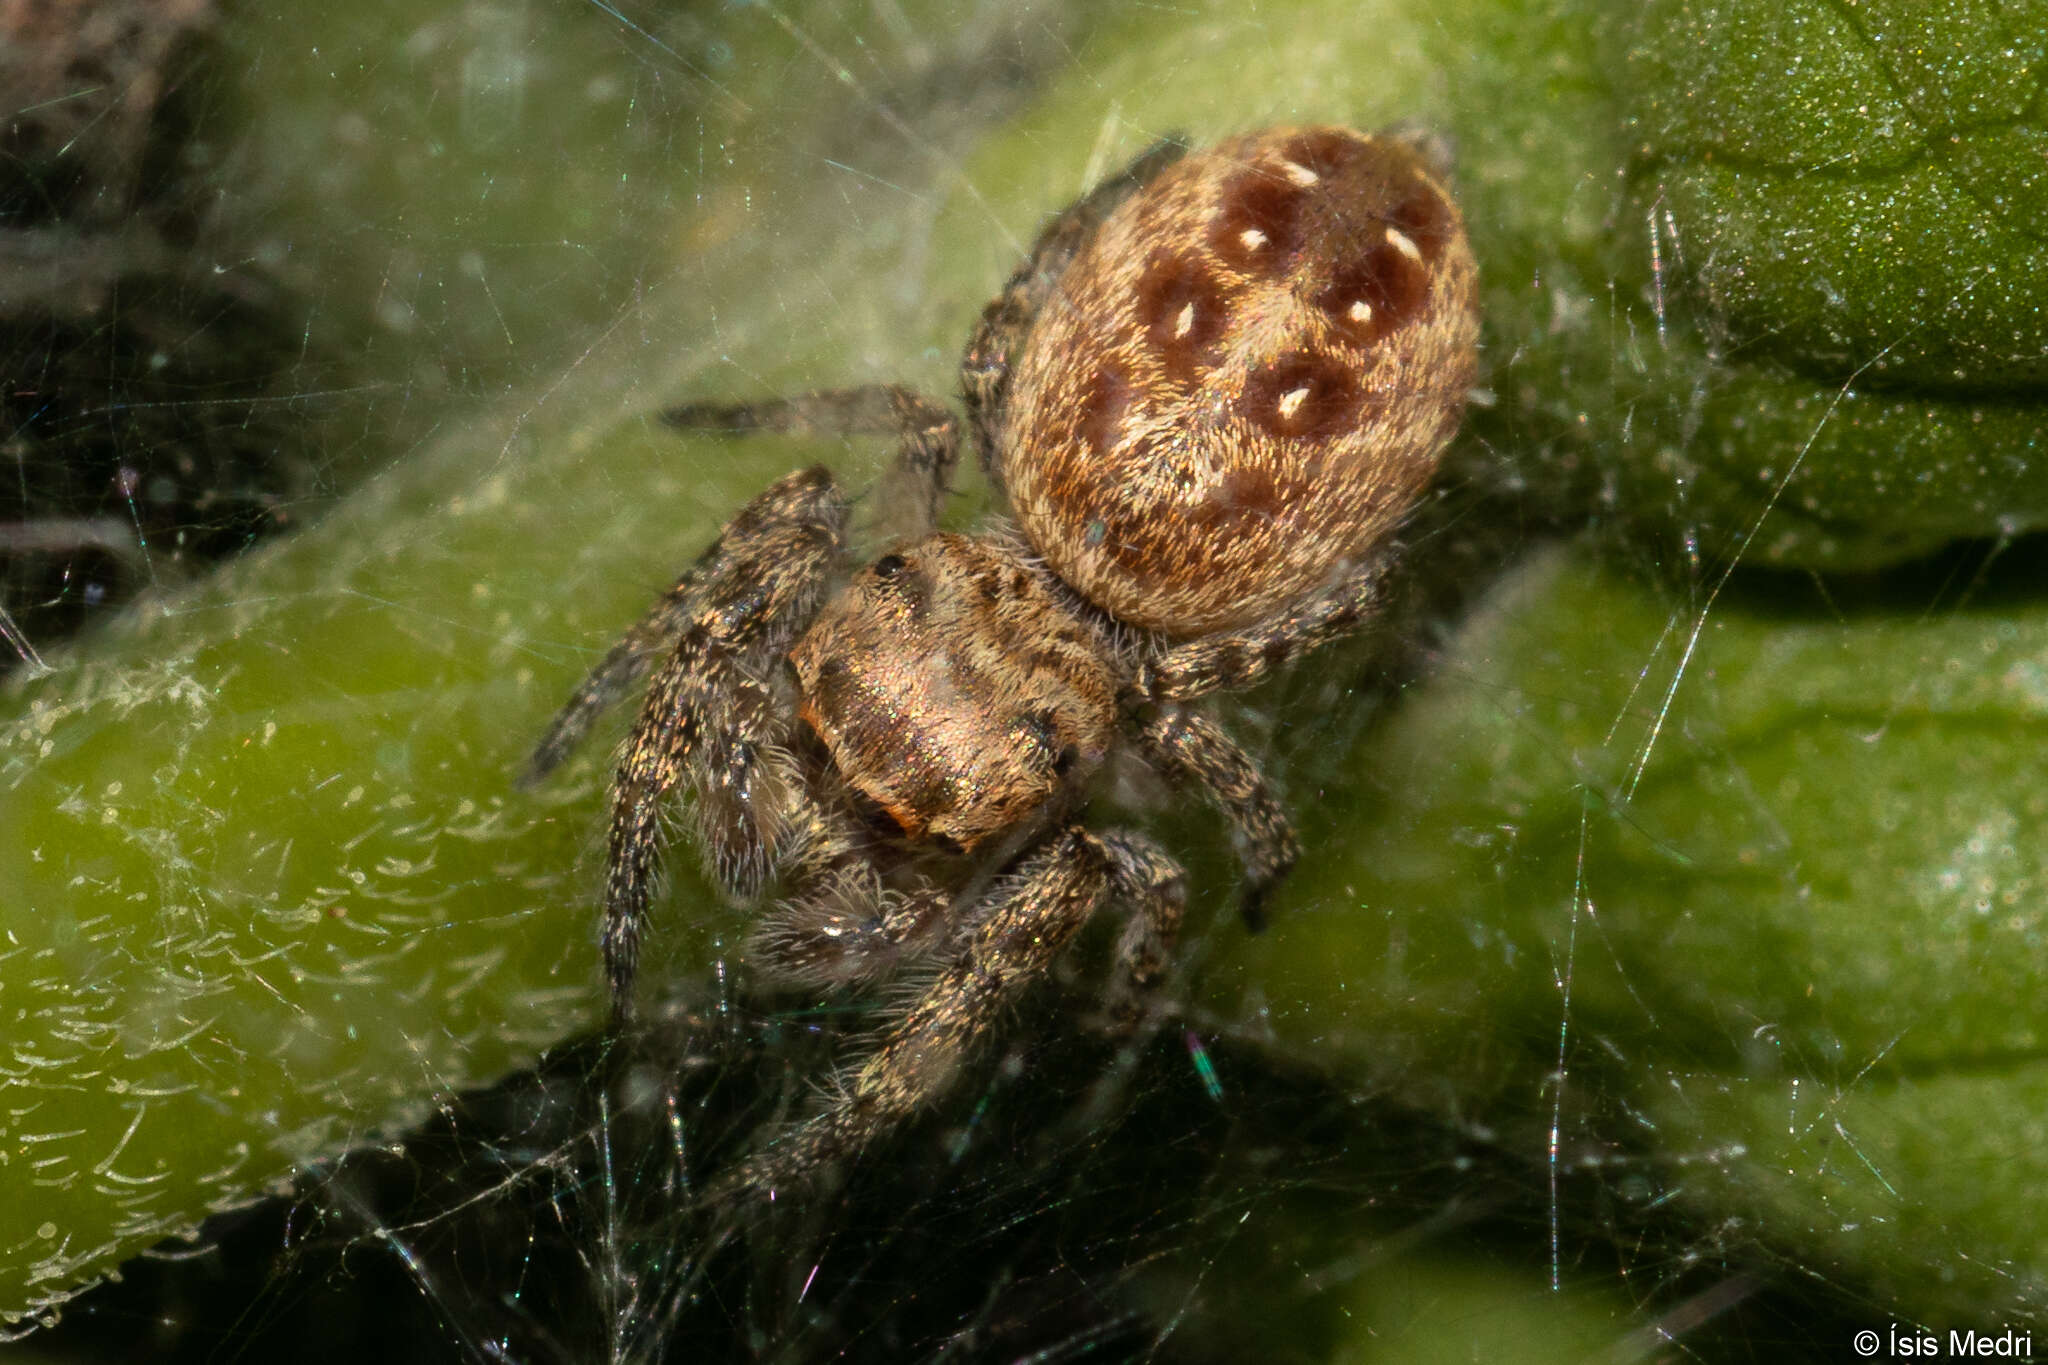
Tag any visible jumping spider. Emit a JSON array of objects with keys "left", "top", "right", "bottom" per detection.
[{"left": 526, "top": 126, "right": 1480, "bottom": 1197}]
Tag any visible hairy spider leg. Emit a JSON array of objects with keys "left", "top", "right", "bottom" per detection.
[
  {"left": 596, "top": 468, "right": 848, "bottom": 1014},
  {"left": 663, "top": 384, "right": 960, "bottom": 540},
  {"left": 1111, "top": 553, "right": 1401, "bottom": 930},
  {"left": 523, "top": 559, "right": 710, "bottom": 788},
  {"left": 1130, "top": 707, "right": 1301, "bottom": 932},
  {"left": 524, "top": 469, "right": 849, "bottom": 788},
  {"left": 533, "top": 389, "right": 966, "bottom": 1016},
  {"left": 1131, "top": 549, "right": 1400, "bottom": 702}
]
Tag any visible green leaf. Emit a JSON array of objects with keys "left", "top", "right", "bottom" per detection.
[
  {"left": 1210, "top": 546, "right": 2048, "bottom": 1324},
  {"left": 1535, "top": 0, "right": 2048, "bottom": 567}
]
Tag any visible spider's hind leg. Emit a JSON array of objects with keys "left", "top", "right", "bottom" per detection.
[
  {"left": 1090, "top": 829, "right": 1189, "bottom": 1026},
  {"left": 664, "top": 384, "right": 959, "bottom": 541},
  {"left": 1131, "top": 708, "right": 1299, "bottom": 932},
  {"left": 962, "top": 135, "right": 1187, "bottom": 481},
  {"left": 1131, "top": 552, "right": 1400, "bottom": 703}
]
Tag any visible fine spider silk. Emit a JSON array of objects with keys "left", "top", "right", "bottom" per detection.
[{"left": 525, "top": 126, "right": 1480, "bottom": 1200}]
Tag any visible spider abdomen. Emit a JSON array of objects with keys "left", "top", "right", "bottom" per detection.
[{"left": 1001, "top": 126, "right": 1481, "bottom": 637}]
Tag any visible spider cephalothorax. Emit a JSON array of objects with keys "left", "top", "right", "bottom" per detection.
[
  {"left": 526, "top": 126, "right": 1480, "bottom": 1198},
  {"left": 791, "top": 532, "right": 1117, "bottom": 852}
]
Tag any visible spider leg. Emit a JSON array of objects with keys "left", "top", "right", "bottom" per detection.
[
  {"left": 523, "top": 575, "right": 698, "bottom": 788},
  {"left": 1130, "top": 708, "right": 1300, "bottom": 932},
  {"left": 579, "top": 467, "right": 848, "bottom": 1015},
  {"left": 714, "top": 825, "right": 1183, "bottom": 1200},
  {"left": 1130, "top": 549, "right": 1398, "bottom": 703},
  {"left": 524, "top": 466, "right": 848, "bottom": 784},
  {"left": 1091, "top": 829, "right": 1188, "bottom": 1026},
  {"left": 961, "top": 136, "right": 1187, "bottom": 482},
  {"left": 663, "top": 384, "right": 959, "bottom": 539}
]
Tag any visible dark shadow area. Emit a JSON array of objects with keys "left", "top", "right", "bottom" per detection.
[
  {"left": 1, "top": 0, "right": 348, "bottom": 668},
  {"left": 21, "top": 973, "right": 1903, "bottom": 1364}
]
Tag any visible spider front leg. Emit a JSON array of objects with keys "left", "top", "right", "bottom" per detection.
[
  {"left": 713, "top": 825, "right": 1185, "bottom": 1201},
  {"left": 961, "top": 136, "right": 1187, "bottom": 480},
  {"left": 524, "top": 468, "right": 846, "bottom": 785},
  {"left": 529, "top": 467, "right": 849, "bottom": 1015},
  {"left": 1131, "top": 707, "right": 1300, "bottom": 932}
]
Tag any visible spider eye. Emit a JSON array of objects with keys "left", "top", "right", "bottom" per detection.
[
  {"left": 872, "top": 553, "right": 908, "bottom": 579},
  {"left": 1009, "top": 710, "right": 1088, "bottom": 782}
]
